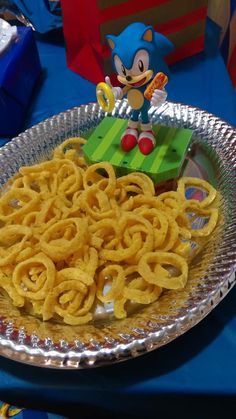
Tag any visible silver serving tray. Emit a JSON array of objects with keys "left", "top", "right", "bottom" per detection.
[{"left": 0, "top": 100, "right": 236, "bottom": 369}]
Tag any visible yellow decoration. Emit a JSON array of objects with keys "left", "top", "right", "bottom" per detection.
[{"left": 96, "top": 82, "right": 115, "bottom": 112}]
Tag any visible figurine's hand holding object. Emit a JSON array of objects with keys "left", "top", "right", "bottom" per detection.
[
  {"left": 96, "top": 76, "right": 122, "bottom": 112},
  {"left": 105, "top": 76, "right": 123, "bottom": 100},
  {"left": 144, "top": 72, "right": 168, "bottom": 108},
  {"left": 150, "top": 88, "right": 167, "bottom": 108}
]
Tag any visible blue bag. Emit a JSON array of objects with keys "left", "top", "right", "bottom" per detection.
[
  {"left": 0, "top": 24, "right": 41, "bottom": 136},
  {"left": 2, "top": 0, "right": 62, "bottom": 33}
]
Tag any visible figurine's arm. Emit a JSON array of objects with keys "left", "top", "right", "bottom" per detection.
[
  {"left": 105, "top": 76, "right": 123, "bottom": 100},
  {"left": 105, "top": 76, "right": 131, "bottom": 100},
  {"left": 96, "top": 76, "right": 132, "bottom": 112}
]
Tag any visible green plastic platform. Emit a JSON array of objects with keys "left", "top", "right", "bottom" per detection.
[{"left": 83, "top": 117, "right": 193, "bottom": 183}]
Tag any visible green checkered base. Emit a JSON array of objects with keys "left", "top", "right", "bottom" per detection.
[{"left": 83, "top": 117, "right": 193, "bottom": 183}]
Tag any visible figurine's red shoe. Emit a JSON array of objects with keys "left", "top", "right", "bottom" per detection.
[
  {"left": 121, "top": 128, "right": 138, "bottom": 151},
  {"left": 138, "top": 131, "right": 156, "bottom": 155}
]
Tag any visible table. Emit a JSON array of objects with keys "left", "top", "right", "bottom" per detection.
[{"left": 0, "top": 19, "right": 236, "bottom": 418}]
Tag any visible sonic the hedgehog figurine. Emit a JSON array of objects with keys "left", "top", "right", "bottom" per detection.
[{"left": 96, "top": 22, "right": 173, "bottom": 155}]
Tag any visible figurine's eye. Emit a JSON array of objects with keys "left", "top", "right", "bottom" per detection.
[
  {"left": 132, "top": 50, "right": 149, "bottom": 75},
  {"left": 121, "top": 64, "right": 126, "bottom": 76},
  {"left": 114, "top": 55, "right": 127, "bottom": 77},
  {"left": 138, "top": 60, "right": 144, "bottom": 72}
]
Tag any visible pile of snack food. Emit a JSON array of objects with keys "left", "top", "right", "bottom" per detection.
[{"left": 0, "top": 138, "right": 219, "bottom": 325}]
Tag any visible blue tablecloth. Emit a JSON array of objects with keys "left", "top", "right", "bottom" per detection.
[{"left": 0, "top": 19, "right": 236, "bottom": 418}]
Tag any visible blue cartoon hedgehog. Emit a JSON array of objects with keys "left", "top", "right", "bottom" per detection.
[{"left": 105, "top": 22, "right": 173, "bottom": 155}]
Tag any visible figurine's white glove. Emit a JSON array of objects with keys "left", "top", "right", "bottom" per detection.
[
  {"left": 150, "top": 89, "right": 167, "bottom": 108},
  {"left": 105, "top": 76, "right": 123, "bottom": 100}
]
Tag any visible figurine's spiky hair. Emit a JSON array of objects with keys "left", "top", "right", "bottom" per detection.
[{"left": 106, "top": 22, "right": 174, "bottom": 76}]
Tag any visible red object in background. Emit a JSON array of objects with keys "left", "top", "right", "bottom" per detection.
[{"left": 61, "top": 0, "right": 208, "bottom": 85}]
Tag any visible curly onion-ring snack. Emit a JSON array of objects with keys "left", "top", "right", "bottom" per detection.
[
  {"left": 0, "top": 265, "right": 24, "bottom": 307},
  {"left": 0, "top": 137, "right": 219, "bottom": 324},
  {"left": 184, "top": 204, "right": 219, "bottom": 237},
  {"left": 0, "top": 225, "right": 32, "bottom": 266},
  {"left": 82, "top": 162, "right": 116, "bottom": 196},
  {"left": 12, "top": 252, "right": 56, "bottom": 301},
  {"left": 53, "top": 137, "right": 87, "bottom": 168},
  {"left": 0, "top": 188, "right": 39, "bottom": 223},
  {"left": 138, "top": 251, "right": 188, "bottom": 290},
  {"left": 39, "top": 218, "right": 88, "bottom": 262},
  {"left": 177, "top": 177, "right": 217, "bottom": 208},
  {"left": 43, "top": 267, "right": 96, "bottom": 325},
  {"left": 96, "top": 265, "right": 125, "bottom": 303},
  {"left": 123, "top": 266, "right": 162, "bottom": 304}
]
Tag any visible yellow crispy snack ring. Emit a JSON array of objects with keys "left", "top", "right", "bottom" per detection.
[
  {"left": 120, "top": 213, "right": 154, "bottom": 264},
  {"left": 95, "top": 212, "right": 154, "bottom": 264},
  {"left": 138, "top": 251, "right": 188, "bottom": 290},
  {"left": 0, "top": 266, "right": 24, "bottom": 307},
  {"left": 78, "top": 186, "right": 117, "bottom": 221},
  {"left": 185, "top": 203, "right": 219, "bottom": 237},
  {"left": 0, "top": 225, "right": 32, "bottom": 266},
  {"left": 12, "top": 252, "right": 56, "bottom": 300},
  {"left": 70, "top": 247, "right": 99, "bottom": 279},
  {"left": 0, "top": 187, "right": 39, "bottom": 223},
  {"left": 53, "top": 137, "right": 87, "bottom": 163},
  {"left": 96, "top": 265, "right": 125, "bottom": 303},
  {"left": 13, "top": 171, "right": 57, "bottom": 197},
  {"left": 43, "top": 267, "right": 95, "bottom": 325},
  {"left": 123, "top": 266, "right": 162, "bottom": 304},
  {"left": 135, "top": 208, "right": 169, "bottom": 248},
  {"left": 20, "top": 159, "right": 60, "bottom": 175},
  {"left": 40, "top": 218, "right": 88, "bottom": 262},
  {"left": 177, "top": 177, "right": 217, "bottom": 208},
  {"left": 82, "top": 162, "right": 116, "bottom": 196},
  {"left": 121, "top": 194, "right": 165, "bottom": 212},
  {"left": 117, "top": 173, "right": 155, "bottom": 197},
  {"left": 56, "top": 159, "right": 84, "bottom": 196},
  {"left": 0, "top": 136, "right": 219, "bottom": 324},
  {"left": 89, "top": 219, "right": 120, "bottom": 251},
  {"left": 156, "top": 213, "right": 179, "bottom": 252}
]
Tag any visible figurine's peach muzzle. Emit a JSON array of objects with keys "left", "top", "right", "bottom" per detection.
[{"left": 117, "top": 69, "right": 153, "bottom": 88}]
